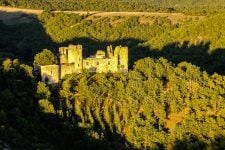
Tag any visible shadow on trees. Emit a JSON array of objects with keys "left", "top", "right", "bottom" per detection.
[
  {"left": 2, "top": 10, "right": 225, "bottom": 75},
  {"left": 60, "top": 37, "right": 147, "bottom": 68},
  {"left": 0, "top": 10, "right": 57, "bottom": 64},
  {"left": 173, "top": 135, "right": 225, "bottom": 150},
  {"left": 136, "top": 41, "right": 225, "bottom": 75},
  {"left": 0, "top": 11, "right": 132, "bottom": 149},
  {"left": 2, "top": 10, "right": 225, "bottom": 149},
  {"left": 65, "top": 38, "right": 225, "bottom": 75},
  {"left": 0, "top": 10, "right": 148, "bottom": 67},
  {"left": 0, "top": 64, "right": 132, "bottom": 149}
]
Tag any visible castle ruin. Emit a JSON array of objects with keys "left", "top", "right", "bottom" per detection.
[{"left": 40, "top": 45, "right": 128, "bottom": 84}]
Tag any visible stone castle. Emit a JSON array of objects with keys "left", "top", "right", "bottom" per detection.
[{"left": 40, "top": 44, "right": 128, "bottom": 84}]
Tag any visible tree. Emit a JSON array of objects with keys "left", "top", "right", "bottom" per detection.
[
  {"left": 34, "top": 49, "right": 57, "bottom": 66},
  {"left": 36, "top": 81, "right": 51, "bottom": 100}
]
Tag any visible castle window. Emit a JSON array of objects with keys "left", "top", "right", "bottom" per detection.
[
  {"left": 96, "top": 62, "right": 99, "bottom": 65},
  {"left": 121, "top": 65, "right": 124, "bottom": 68},
  {"left": 108, "top": 61, "right": 110, "bottom": 65},
  {"left": 78, "top": 64, "right": 79, "bottom": 67},
  {"left": 86, "top": 62, "right": 89, "bottom": 66}
]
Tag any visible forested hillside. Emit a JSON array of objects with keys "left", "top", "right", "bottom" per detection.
[
  {"left": 145, "top": 12, "right": 225, "bottom": 51},
  {"left": 1, "top": 0, "right": 225, "bottom": 15},
  {"left": 1, "top": 2, "right": 225, "bottom": 149},
  {"left": 58, "top": 57, "right": 225, "bottom": 149},
  {"left": 143, "top": 12, "right": 225, "bottom": 74},
  {"left": 2, "top": 57, "right": 225, "bottom": 149}
]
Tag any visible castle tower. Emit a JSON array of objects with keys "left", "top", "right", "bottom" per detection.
[
  {"left": 107, "top": 45, "right": 113, "bottom": 58},
  {"left": 118, "top": 46, "right": 128, "bottom": 72},
  {"left": 113, "top": 46, "right": 128, "bottom": 72},
  {"left": 68, "top": 45, "right": 83, "bottom": 72},
  {"left": 59, "top": 47, "right": 68, "bottom": 64}
]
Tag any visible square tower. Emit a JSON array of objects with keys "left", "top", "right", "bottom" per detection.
[
  {"left": 113, "top": 46, "right": 128, "bottom": 72},
  {"left": 68, "top": 45, "right": 83, "bottom": 72}
]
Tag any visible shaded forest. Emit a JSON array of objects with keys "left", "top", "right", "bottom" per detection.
[{"left": 1, "top": 5, "right": 225, "bottom": 149}]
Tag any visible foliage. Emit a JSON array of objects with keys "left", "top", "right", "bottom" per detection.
[
  {"left": 0, "top": 58, "right": 118, "bottom": 149},
  {"left": 0, "top": 19, "right": 56, "bottom": 62},
  {"left": 38, "top": 12, "right": 177, "bottom": 43},
  {"left": 2, "top": 1, "right": 225, "bottom": 149},
  {"left": 34, "top": 49, "right": 57, "bottom": 65},
  {"left": 58, "top": 57, "right": 225, "bottom": 149},
  {"left": 140, "top": 12, "right": 225, "bottom": 74},
  {"left": 145, "top": 12, "right": 225, "bottom": 51},
  {"left": 2, "top": 0, "right": 225, "bottom": 15}
]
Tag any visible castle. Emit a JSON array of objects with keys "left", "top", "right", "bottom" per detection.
[{"left": 40, "top": 44, "right": 128, "bottom": 84}]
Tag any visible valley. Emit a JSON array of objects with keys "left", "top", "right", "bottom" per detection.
[{"left": 1, "top": 2, "right": 225, "bottom": 149}]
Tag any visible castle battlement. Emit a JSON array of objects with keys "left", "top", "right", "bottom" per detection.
[{"left": 40, "top": 44, "right": 128, "bottom": 84}]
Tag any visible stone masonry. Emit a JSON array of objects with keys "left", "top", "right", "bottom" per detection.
[{"left": 40, "top": 45, "right": 128, "bottom": 84}]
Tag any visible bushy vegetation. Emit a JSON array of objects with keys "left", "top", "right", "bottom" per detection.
[
  {"left": 2, "top": 56, "right": 225, "bottom": 149},
  {"left": 0, "top": 58, "right": 225, "bottom": 149},
  {"left": 58, "top": 57, "right": 225, "bottom": 149},
  {"left": 0, "top": 11, "right": 179, "bottom": 61},
  {"left": 38, "top": 12, "right": 177, "bottom": 43},
  {"left": 0, "top": 19, "right": 56, "bottom": 62},
  {"left": 0, "top": 58, "right": 120, "bottom": 149},
  {"left": 1, "top": 1, "right": 225, "bottom": 149},
  {"left": 145, "top": 12, "right": 225, "bottom": 51},
  {"left": 143, "top": 12, "right": 225, "bottom": 74},
  {"left": 34, "top": 49, "right": 58, "bottom": 65},
  {"left": 2, "top": 0, "right": 225, "bottom": 15}
]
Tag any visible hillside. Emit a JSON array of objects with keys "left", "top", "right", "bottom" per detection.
[
  {"left": 141, "top": 13, "right": 225, "bottom": 74},
  {"left": 1, "top": 0, "right": 225, "bottom": 15},
  {"left": 2, "top": 2, "right": 225, "bottom": 149},
  {"left": 0, "top": 6, "right": 202, "bottom": 25},
  {"left": 145, "top": 13, "right": 225, "bottom": 51},
  {"left": 1, "top": 8, "right": 200, "bottom": 62}
]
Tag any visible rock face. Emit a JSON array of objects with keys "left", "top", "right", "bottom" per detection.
[{"left": 40, "top": 44, "right": 128, "bottom": 84}]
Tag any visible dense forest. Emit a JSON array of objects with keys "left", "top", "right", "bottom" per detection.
[
  {"left": 1, "top": 1, "right": 225, "bottom": 149},
  {"left": 2, "top": 57, "right": 225, "bottom": 149},
  {"left": 1, "top": 0, "right": 225, "bottom": 15}
]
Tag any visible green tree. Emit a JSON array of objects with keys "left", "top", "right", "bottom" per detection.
[{"left": 34, "top": 49, "right": 57, "bottom": 66}]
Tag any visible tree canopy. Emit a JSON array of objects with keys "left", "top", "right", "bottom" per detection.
[{"left": 34, "top": 49, "right": 57, "bottom": 66}]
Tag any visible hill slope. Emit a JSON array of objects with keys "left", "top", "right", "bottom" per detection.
[
  {"left": 142, "top": 13, "right": 225, "bottom": 74},
  {"left": 145, "top": 13, "right": 225, "bottom": 51},
  {"left": 1, "top": 0, "right": 225, "bottom": 14}
]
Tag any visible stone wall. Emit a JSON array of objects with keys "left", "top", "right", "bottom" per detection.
[
  {"left": 40, "top": 65, "right": 59, "bottom": 84},
  {"left": 111, "top": 46, "right": 128, "bottom": 72},
  {"left": 68, "top": 45, "right": 83, "bottom": 72},
  {"left": 40, "top": 45, "right": 128, "bottom": 84},
  {"left": 118, "top": 46, "right": 128, "bottom": 72},
  {"left": 60, "top": 64, "right": 76, "bottom": 79},
  {"left": 83, "top": 58, "right": 110, "bottom": 73},
  {"left": 59, "top": 47, "right": 68, "bottom": 64}
]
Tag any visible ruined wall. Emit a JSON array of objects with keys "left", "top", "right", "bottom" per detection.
[
  {"left": 40, "top": 65, "right": 59, "bottom": 84},
  {"left": 107, "top": 45, "right": 113, "bottom": 58},
  {"left": 83, "top": 46, "right": 128, "bottom": 73},
  {"left": 83, "top": 58, "right": 109, "bottom": 72},
  {"left": 68, "top": 45, "right": 83, "bottom": 72},
  {"left": 40, "top": 45, "right": 128, "bottom": 84},
  {"left": 112, "top": 46, "right": 128, "bottom": 72},
  {"left": 108, "top": 57, "right": 118, "bottom": 72},
  {"left": 60, "top": 64, "right": 76, "bottom": 79},
  {"left": 59, "top": 47, "right": 68, "bottom": 64},
  {"left": 118, "top": 46, "right": 128, "bottom": 72}
]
